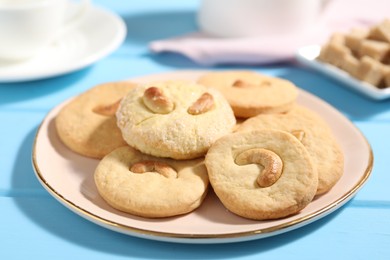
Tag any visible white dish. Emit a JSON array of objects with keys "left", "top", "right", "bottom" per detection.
[
  {"left": 0, "top": 4, "right": 126, "bottom": 83},
  {"left": 32, "top": 70, "right": 373, "bottom": 244},
  {"left": 296, "top": 45, "right": 390, "bottom": 100}
]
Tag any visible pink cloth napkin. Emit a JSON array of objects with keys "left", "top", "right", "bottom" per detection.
[{"left": 149, "top": 0, "right": 390, "bottom": 65}]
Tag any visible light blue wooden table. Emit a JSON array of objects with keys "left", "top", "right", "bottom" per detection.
[{"left": 1, "top": 0, "right": 389, "bottom": 259}]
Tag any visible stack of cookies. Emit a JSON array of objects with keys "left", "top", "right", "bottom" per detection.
[
  {"left": 318, "top": 19, "right": 390, "bottom": 88},
  {"left": 55, "top": 70, "right": 344, "bottom": 220}
]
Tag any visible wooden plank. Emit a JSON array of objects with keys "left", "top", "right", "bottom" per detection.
[
  {"left": 0, "top": 111, "right": 45, "bottom": 192},
  {"left": 352, "top": 122, "right": 390, "bottom": 201},
  {"left": 1, "top": 197, "right": 389, "bottom": 259}
]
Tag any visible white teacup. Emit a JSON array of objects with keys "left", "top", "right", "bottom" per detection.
[
  {"left": 0, "top": 0, "right": 90, "bottom": 61},
  {"left": 198, "top": 0, "right": 329, "bottom": 38}
]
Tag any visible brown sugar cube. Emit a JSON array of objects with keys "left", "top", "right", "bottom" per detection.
[
  {"left": 329, "top": 32, "right": 345, "bottom": 45},
  {"left": 358, "top": 39, "right": 390, "bottom": 61},
  {"left": 356, "top": 56, "right": 385, "bottom": 87},
  {"left": 350, "top": 27, "right": 370, "bottom": 37},
  {"left": 318, "top": 44, "right": 333, "bottom": 62},
  {"left": 382, "top": 65, "right": 390, "bottom": 88},
  {"left": 318, "top": 44, "right": 332, "bottom": 62},
  {"left": 339, "top": 53, "right": 360, "bottom": 77},
  {"left": 318, "top": 43, "right": 351, "bottom": 67},
  {"left": 382, "top": 51, "right": 390, "bottom": 65},
  {"left": 345, "top": 28, "right": 369, "bottom": 53},
  {"left": 368, "top": 19, "right": 390, "bottom": 43}
]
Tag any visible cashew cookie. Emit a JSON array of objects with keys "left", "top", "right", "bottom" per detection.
[
  {"left": 116, "top": 80, "right": 236, "bottom": 160},
  {"left": 205, "top": 130, "right": 318, "bottom": 220},
  {"left": 197, "top": 70, "right": 298, "bottom": 118},
  {"left": 55, "top": 82, "right": 137, "bottom": 159},
  {"left": 94, "top": 146, "right": 209, "bottom": 218},
  {"left": 236, "top": 105, "right": 344, "bottom": 195}
]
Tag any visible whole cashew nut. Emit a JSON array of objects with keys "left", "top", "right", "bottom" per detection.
[
  {"left": 130, "top": 160, "right": 177, "bottom": 179},
  {"left": 232, "top": 79, "right": 271, "bottom": 88},
  {"left": 232, "top": 79, "right": 255, "bottom": 88},
  {"left": 187, "top": 92, "right": 215, "bottom": 115},
  {"left": 143, "top": 87, "right": 174, "bottom": 114},
  {"left": 235, "top": 148, "right": 283, "bottom": 187},
  {"left": 92, "top": 98, "right": 122, "bottom": 116}
]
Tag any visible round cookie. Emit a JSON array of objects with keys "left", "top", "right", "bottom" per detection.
[
  {"left": 116, "top": 80, "right": 236, "bottom": 160},
  {"left": 56, "top": 82, "right": 137, "bottom": 159},
  {"left": 94, "top": 146, "right": 209, "bottom": 218},
  {"left": 232, "top": 117, "right": 246, "bottom": 132},
  {"left": 197, "top": 70, "right": 298, "bottom": 118},
  {"left": 205, "top": 130, "right": 318, "bottom": 220},
  {"left": 236, "top": 105, "right": 344, "bottom": 195}
]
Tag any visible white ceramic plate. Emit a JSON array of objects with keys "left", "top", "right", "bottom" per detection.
[
  {"left": 0, "top": 5, "right": 126, "bottom": 83},
  {"left": 296, "top": 45, "right": 390, "bottom": 100},
  {"left": 32, "top": 70, "right": 373, "bottom": 244}
]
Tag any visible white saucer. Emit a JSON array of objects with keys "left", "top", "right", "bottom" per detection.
[{"left": 0, "top": 5, "right": 126, "bottom": 83}]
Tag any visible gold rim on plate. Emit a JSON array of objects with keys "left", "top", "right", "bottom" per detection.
[{"left": 31, "top": 70, "right": 374, "bottom": 243}]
